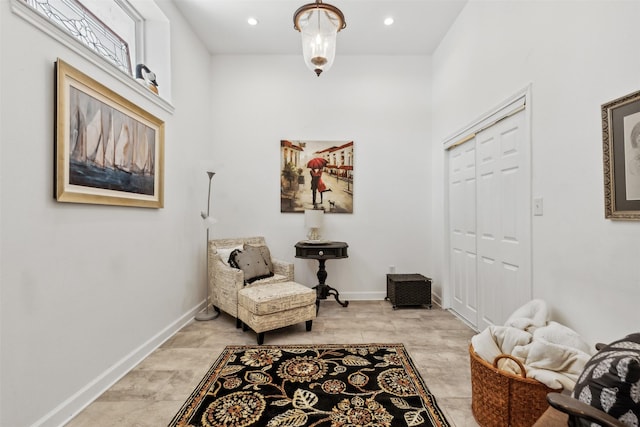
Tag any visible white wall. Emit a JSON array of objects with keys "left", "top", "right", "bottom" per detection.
[
  {"left": 208, "top": 55, "right": 436, "bottom": 301},
  {"left": 432, "top": 0, "right": 640, "bottom": 345},
  {"left": 0, "top": 0, "right": 213, "bottom": 425}
]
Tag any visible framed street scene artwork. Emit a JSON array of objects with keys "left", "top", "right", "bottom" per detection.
[
  {"left": 603, "top": 89, "right": 640, "bottom": 219},
  {"left": 281, "top": 140, "right": 354, "bottom": 213},
  {"left": 55, "top": 59, "right": 165, "bottom": 208}
]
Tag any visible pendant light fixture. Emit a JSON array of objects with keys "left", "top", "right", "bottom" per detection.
[{"left": 293, "top": 0, "right": 346, "bottom": 76}]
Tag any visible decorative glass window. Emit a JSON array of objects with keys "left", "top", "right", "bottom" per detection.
[{"left": 22, "top": 0, "right": 139, "bottom": 75}]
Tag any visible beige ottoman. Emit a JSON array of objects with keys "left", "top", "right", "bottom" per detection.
[{"left": 237, "top": 281, "right": 316, "bottom": 345}]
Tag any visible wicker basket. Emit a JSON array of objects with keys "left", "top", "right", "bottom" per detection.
[{"left": 469, "top": 344, "right": 562, "bottom": 427}]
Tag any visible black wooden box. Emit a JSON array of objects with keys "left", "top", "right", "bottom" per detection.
[{"left": 386, "top": 274, "right": 432, "bottom": 309}]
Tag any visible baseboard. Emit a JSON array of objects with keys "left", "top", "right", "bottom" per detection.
[
  {"left": 339, "top": 291, "right": 386, "bottom": 301},
  {"left": 431, "top": 293, "right": 443, "bottom": 307},
  {"left": 326, "top": 292, "right": 444, "bottom": 305},
  {"left": 31, "top": 302, "right": 206, "bottom": 427}
]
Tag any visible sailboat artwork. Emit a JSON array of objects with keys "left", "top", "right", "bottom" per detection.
[
  {"left": 68, "top": 86, "right": 156, "bottom": 196},
  {"left": 56, "top": 59, "right": 164, "bottom": 208}
]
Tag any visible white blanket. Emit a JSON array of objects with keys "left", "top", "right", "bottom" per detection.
[
  {"left": 504, "top": 298, "right": 549, "bottom": 332},
  {"left": 471, "top": 300, "right": 593, "bottom": 390}
]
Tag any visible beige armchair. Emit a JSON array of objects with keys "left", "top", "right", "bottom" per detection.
[{"left": 208, "top": 237, "right": 294, "bottom": 327}]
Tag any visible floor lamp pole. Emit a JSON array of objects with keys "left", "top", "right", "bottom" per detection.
[{"left": 195, "top": 171, "right": 219, "bottom": 321}]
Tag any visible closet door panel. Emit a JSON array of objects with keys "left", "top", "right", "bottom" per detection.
[
  {"left": 476, "top": 110, "right": 530, "bottom": 330},
  {"left": 476, "top": 130, "right": 502, "bottom": 328},
  {"left": 448, "top": 141, "right": 478, "bottom": 325}
]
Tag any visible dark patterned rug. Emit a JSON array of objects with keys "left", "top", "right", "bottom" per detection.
[{"left": 168, "top": 343, "right": 450, "bottom": 427}]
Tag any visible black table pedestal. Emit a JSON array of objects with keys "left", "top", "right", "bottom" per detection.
[{"left": 313, "top": 259, "right": 349, "bottom": 307}]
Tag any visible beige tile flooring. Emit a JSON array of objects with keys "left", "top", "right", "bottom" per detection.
[{"left": 66, "top": 301, "right": 480, "bottom": 427}]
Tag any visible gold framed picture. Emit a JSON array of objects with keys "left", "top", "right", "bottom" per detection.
[
  {"left": 55, "top": 59, "right": 164, "bottom": 208},
  {"left": 602, "top": 89, "right": 640, "bottom": 219}
]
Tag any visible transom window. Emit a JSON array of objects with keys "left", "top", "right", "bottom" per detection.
[
  {"left": 13, "top": 0, "right": 174, "bottom": 109},
  {"left": 22, "top": 0, "right": 140, "bottom": 75}
]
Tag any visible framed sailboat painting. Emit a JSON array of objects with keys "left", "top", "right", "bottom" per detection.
[{"left": 54, "top": 59, "right": 165, "bottom": 208}]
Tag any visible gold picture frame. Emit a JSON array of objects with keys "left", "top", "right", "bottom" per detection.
[
  {"left": 603, "top": 89, "right": 640, "bottom": 219},
  {"left": 55, "top": 59, "right": 164, "bottom": 208}
]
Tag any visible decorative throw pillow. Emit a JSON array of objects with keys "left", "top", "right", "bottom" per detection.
[
  {"left": 228, "top": 249, "right": 242, "bottom": 269},
  {"left": 570, "top": 333, "right": 640, "bottom": 426},
  {"left": 216, "top": 244, "right": 243, "bottom": 267},
  {"left": 231, "top": 245, "right": 273, "bottom": 284},
  {"left": 244, "top": 244, "right": 274, "bottom": 274}
]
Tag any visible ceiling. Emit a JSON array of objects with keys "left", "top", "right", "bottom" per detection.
[{"left": 170, "top": 0, "right": 468, "bottom": 56}]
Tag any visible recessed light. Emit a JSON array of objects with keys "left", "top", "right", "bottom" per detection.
[
  {"left": 384, "top": 17, "right": 394, "bottom": 26},
  {"left": 247, "top": 17, "right": 258, "bottom": 26}
]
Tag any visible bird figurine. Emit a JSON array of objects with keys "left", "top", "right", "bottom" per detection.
[{"left": 135, "top": 64, "right": 159, "bottom": 95}]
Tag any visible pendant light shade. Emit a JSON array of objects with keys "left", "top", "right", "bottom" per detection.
[{"left": 293, "top": 0, "right": 346, "bottom": 76}]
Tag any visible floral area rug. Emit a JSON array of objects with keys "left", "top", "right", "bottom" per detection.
[{"left": 168, "top": 343, "right": 450, "bottom": 427}]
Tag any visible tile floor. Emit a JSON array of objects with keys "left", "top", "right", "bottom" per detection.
[{"left": 65, "top": 301, "right": 480, "bottom": 426}]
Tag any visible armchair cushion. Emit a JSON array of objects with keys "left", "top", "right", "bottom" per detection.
[
  {"left": 570, "top": 333, "right": 640, "bottom": 426},
  {"left": 231, "top": 245, "right": 274, "bottom": 284}
]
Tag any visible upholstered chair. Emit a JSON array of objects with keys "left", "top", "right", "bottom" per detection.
[{"left": 208, "top": 236, "right": 294, "bottom": 326}]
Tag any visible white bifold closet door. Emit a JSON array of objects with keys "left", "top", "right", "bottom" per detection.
[
  {"left": 448, "top": 109, "right": 531, "bottom": 330},
  {"left": 449, "top": 139, "right": 478, "bottom": 325}
]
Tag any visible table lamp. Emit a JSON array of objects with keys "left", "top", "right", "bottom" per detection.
[{"left": 305, "top": 209, "right": 324, "bottom": 241}]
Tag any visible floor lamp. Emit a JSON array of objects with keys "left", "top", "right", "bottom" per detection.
[{"left": 195, "top": 171, "right": 219, "bottom": 321}]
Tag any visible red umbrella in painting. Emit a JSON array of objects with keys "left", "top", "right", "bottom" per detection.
[{"left": 307, "top": 157, "right": 327, "bottom": 169}]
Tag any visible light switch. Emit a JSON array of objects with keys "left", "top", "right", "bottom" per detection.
[{"left": 533, "top": 198, "right": 543, "bottom": 216}]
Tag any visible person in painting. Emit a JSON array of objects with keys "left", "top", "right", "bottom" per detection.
[
  {"left": 310, "top": 168, "right": 331, "bottom": 207},
  {"left": 624, "top": 121, "right": 640, "bottom": 200},
  {"left": 629, "top": 122, "right": 640, "bottom": 174},
  {"left": 624, "top": 119, "right": 640, "bottom": 200}
]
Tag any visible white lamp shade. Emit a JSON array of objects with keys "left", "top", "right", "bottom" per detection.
[{"left": 304, "top": 209, "right": 324, "bottom": 228}]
